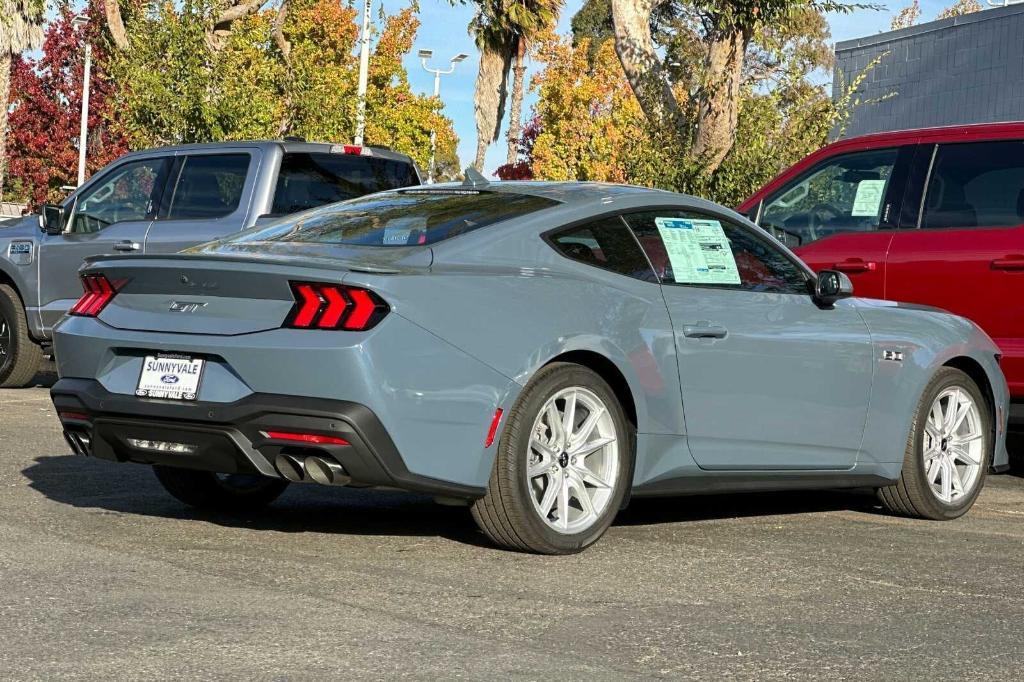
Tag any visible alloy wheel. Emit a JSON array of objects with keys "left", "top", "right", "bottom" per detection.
[
  {"left": 526, "top": 386, "right": 619, "bottom": 534},
  {"left": 0, "top": 312, "right": 10, "bottom": 372},
  {"left": 923, "top": 386, "right": 984, "bottom": 505}
]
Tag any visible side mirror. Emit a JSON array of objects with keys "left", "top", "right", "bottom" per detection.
[
  {"left": 39, "top": 204, "right": 66, "bottom": 235},
  {"left": 814, "top": 269, "right": 854, "bottom": 306}
]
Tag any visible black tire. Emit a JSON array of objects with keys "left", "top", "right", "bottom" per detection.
[
  {"left": 471, "top": 362, "right": 634, "bottom": 554},
  {"left": 153, "top": 466, "right": 289, "bottom": 512},
  {"left": 877, "top": 367, "right": 991, "bottom": 520},
  {"left": 0, "top": 284, "right": 44, "bottom": 388}
]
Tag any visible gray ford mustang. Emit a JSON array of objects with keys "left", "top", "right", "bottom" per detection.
[{"left": 50, "top": 180, "right": 1010, "bottom": 554}]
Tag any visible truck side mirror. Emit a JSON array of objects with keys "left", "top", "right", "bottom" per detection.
[{"left": 39, "top": 204, "right": 66, "bottom": 235}]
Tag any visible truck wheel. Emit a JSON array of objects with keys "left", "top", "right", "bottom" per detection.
[
  {"left": 153, "top": 466, "right": 289, "bottom": 512},
  {"left": 0, "top": 284, "right": 44, "bottom": 388}
]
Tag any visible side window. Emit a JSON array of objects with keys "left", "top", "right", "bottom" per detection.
[
  {"left": 548, "top": 216, "right": 656, "bottom": 282},
  {"left": 760, "top": 148, "right": 900, "bottom": 248},
  {"left": 71, "top": 158, "right": 166, "bottom": 234},
  {"left": 271, "top": 152, "right": 418, "bottom": 215},
  {"left": 165, "top": 154, "right": 250, "bottom": 220},
  {"left": 922, "top": 141, "right": 1024, "bottom": 229},
  {"left": 623, "top": 211, "right": 809, "bottom": 294}
]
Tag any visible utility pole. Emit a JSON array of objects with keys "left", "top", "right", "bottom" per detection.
[
  {"left": 354, "top": 0, "right": 372, "bottom": 146},
  {"left": 417, "top": 49, "right": 468, "bottom": 183},
  {"left": 72, "top": 14, "right": 92, "bottom": 187}
]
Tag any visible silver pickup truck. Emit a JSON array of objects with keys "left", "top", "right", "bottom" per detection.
[{"left": 0, "top": 139, "right": 421, "bottom": 387}]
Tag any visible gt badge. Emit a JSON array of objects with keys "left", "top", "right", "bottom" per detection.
[
  {"left": 168, "top": 301, "right": 208, "bottom": 314},
  {"left": 882, "top": 349, "right": 904, "bottom": 362}
]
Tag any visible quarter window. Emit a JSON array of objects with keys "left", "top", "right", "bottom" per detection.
[
  {"left": 921, "top": 141, "right": 1024, "bottom": 229},
  {"left": 71, "top": 158, "right": 166, "bottom": 234},
  {"left": 623, "top": 211, "right": 809, "bottom": 294},
  {"left": 760, "top": 148, "right": 899, "bottom": 248},
  {"left": 165, "top": 154, "right": 250, "bottom": 220},
  {"left": 548, "top": 216, "right": 655, "bottom": 281}
]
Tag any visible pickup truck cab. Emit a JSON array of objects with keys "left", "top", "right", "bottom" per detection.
[
  {"left": 739, "top": 122, "right": 1024, "bottom": 423},
  {"left": 0, "top": 140, "right": 420, "bottom": 387}
]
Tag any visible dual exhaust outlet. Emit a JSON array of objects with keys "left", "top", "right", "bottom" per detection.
[{"left": 275, "top": 453, "right": 351, "bottom": 486}]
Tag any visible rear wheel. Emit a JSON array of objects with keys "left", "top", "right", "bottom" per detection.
[
  {"left": 878, "top": 367, "right": 991, "bottom": 520},
  {"left": 153, "top": 466, "right": 289, "bottom": 512},
  {"left": 0, "top": 284, "right": 44, "bottom": 388},
  {"left": 471, "top": 363, "right": 633, "bottom": 554}
]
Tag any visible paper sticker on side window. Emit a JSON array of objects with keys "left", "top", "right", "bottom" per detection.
[
  {"left": 851, "top": 179, "right": 887, "bottom": 217},
  {"left": 655, "top": 218, "right": 740, "bottom": 285},
  {"left": 7, "top": 241, "right": 33, "bottom": 265}
]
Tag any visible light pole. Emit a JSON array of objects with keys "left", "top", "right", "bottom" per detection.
[
  {"left": 353, "top": 0, "right": 372, "bottom": 146},
  {"left": 418, "top": 49, "right": 468, "bottom": 183},
  {"left": 72, "top": 13, "right": 91, "bottom": 187}
]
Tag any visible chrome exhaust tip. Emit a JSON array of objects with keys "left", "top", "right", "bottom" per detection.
[
  {"left": 275, "top": 454, "right": 307, "bottom": 482},
  {"left": 304, "top": 456, "right": 351, "bottom": 486}
]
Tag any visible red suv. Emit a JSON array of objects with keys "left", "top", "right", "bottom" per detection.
[{"left": 739, "top": 122, "right": 1024, "bottom": 422}]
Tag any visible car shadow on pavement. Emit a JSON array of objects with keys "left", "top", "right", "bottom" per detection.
[{"left": 25, "top": 454, "right": 884, "bottom": 547}]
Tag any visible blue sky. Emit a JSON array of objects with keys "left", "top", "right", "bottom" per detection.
[{"left": 396, "top": 0, "right": 978, "bottom": 175}]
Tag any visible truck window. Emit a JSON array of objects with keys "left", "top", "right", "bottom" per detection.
[
  {"left": 271, "top": 152, "right": 419, "bottom": 215},
  {"left": 71, "top": 158, "right": 167, "bottom": 234},
  {"left": 165, "top": 154, "right": 250, "bottom": 220},
  {"left": 760, "top": 148, "right": 899, "bottom": 247}
]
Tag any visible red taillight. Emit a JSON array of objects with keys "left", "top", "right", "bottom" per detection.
[
  {"left": 285, "top": 282, "right": 388, "bottom": 331},
  {"left": 262, "top": 431, "right": 350, "bottom": 446},
  {"left": 69, "top": 274, "right": 118, "bottom": 317}
]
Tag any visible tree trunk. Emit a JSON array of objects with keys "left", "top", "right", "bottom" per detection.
[
  {"left": 692, "top": 30, "right": 747, "bottom": 173},
  {"left": 506, "top": 36, "right": 526, "bottom": 166},
  {"left": 610, "top": 0, "right": 683, "bottom": 135},
  {"left": 105, "top": 0, "right": 130, "bottom": 51},
  {"left": 0, "top": 52, "right": 10, "bottom": 204},
  {"left": 473, "top": 39, "right": 513, "bottom": 171}
]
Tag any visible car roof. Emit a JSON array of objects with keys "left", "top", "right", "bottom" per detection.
[
  {"left": 829, "top": 121, "right": 1024, "bottom": 147},
  {"left": 423, "top": 180, "right": 682, "bottom": 205},
  {"left": 120, "top": 140, "right": 417, "bottom": 164}
]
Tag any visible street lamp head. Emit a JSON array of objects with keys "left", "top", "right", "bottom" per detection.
[
  {"left": 71, "top": 13, "right": 90, "bottom": 28},
  {"left": 451, "top": 53, "right": 469, "bottom": 64},
  {"left": 417, "top": 49, "right": 434, "bottom": 60}
]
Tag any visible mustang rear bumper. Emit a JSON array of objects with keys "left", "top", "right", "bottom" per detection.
[{"left": 50, "top": 378, "right": 485, "bottom": 499}]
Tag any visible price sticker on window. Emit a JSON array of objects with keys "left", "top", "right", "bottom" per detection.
[{"left": 655, "top": 217, "right": 740, "bottom": 285}]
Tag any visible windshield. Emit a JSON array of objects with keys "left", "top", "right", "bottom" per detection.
[{"left": 232, "top": 189, "right": 560, "bottom": 247}]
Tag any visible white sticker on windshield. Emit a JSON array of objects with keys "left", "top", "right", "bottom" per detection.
[
  {"left": 851, "top": 179, "right": 887, "bottom": 217},
  {"left": 655, "top": 217, "right": 740, "bottom": 285}
]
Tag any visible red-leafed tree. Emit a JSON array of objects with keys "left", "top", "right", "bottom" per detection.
[
  {"left": 495, "top": 115, "right": 540, "bottom": 180},
  {"left": 5, "top": 0, "right": 129, "bottom": 208}
]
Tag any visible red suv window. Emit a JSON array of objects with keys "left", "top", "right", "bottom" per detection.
[{"left": 921, "top": 141, "right": 1024, "bottom": 230}]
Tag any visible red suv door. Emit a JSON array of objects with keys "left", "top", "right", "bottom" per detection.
[
  {"left": 754, "top": 146, "right": 913, "bottom": 299},
  {"left": 887, "top": 140, "right": 1024, "bottom": 398}
]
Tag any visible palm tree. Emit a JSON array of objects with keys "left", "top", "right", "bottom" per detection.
[
  {"left": 1, "top": 0, "right": 45, "bottom": 202},
  {"left": 468, "top": 0, "right": 559, "bottom": 171}
]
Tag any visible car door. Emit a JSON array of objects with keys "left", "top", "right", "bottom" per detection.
[
  {"left": 143, "top": 150, "right": 257, "bottom": 254},
  {"left": 37, "top": 155, "right": 171, "bottom": 333},
  {"left": 623, "top": 210, "right": 874, "bottom": 470},
  {"left": 756, "top": 146, "right": 912, "bottom": 299},
  {"left": 887, "top": 139, "right": 1024, "bottom": 396}
]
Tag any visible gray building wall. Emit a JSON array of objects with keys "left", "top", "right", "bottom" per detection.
[{"left": 833, "top": 4, "right": 1024, "bottom": 138}]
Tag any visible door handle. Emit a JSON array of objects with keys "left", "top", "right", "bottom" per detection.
[
  {"left": 113, "top": 241, "right": 141, "bottom": 252},
  {"left": 832, "top": 259, "right": 876, "bottom": 273},
  {"left": 991, "top": 256, "right": 1024, "bottom": 271},
  {"left": 682, "top": 323, "right": 728, "bottom": 339}
]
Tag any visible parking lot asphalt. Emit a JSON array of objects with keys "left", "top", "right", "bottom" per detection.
[{"left": 2, "top": 376, "right": 1024, "bottom": 680}]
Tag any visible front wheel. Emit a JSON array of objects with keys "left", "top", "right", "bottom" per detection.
[
  {"left": 471, "top": 363, "right": 634, "bottom": 554},
  {"left": 153, "top": 466, "right": 289, "bottom": 512},
  {"left": 878, "top": 367, "right": 991, "bottom": 520}
]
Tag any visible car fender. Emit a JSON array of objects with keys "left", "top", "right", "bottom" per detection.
[
  {"left": 0, "top": 221, "right": 43, "bottom": 339},
  {"left": 854, "top": 299, "right": 1009, "bottom": 472}
]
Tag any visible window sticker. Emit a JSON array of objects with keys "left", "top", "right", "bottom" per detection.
[
  {"left": 655, "top": 217, "right": 740, "bottom": 285},
  {"left": 851, "top": 179, "right": 887, "bottom": 217}
]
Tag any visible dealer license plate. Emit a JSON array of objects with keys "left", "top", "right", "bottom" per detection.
[{"left": 136, "top": 354, "right": 205, "bottom": 401}]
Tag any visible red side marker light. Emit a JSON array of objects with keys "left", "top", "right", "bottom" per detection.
[
  {"left": 485, "top": 408, "right": 504, "bottom": 448},
  {"left": 263, "top": 431, "right": 350, "bottom": 446}
]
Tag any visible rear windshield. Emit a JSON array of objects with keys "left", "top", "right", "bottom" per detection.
[
  {"left": 270, "top": 152, "right": 419, "bottom": 215},
  {"left": 234, "top": 190, "right": 560, "bottom": 246}
]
